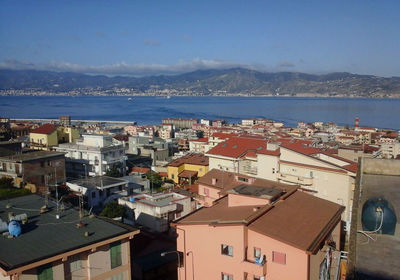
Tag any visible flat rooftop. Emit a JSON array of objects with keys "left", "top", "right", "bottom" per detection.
[
  {"left": 0, "top": 151, "right": 65, "bottom": 162},
  {"left": 68, "top": 176, "right": 128, "bottom": 190},
  {"left": 0, "top": 195, "right": 136, "bottom": 271}
]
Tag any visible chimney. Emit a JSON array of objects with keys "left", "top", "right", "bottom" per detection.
[
  {"left": 212, "top": 178, "right": 217, "bottom": 185},
  {"left": 355, "top": 117, "right": 359, "bottom": 128}
]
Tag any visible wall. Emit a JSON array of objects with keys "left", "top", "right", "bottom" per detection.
[
  {"left": 247, "top": 229, "right": 309, "bottom": 280},
  {"left": 208, "top": 156, "right": 238, "bottom": 173},
  {"left": 177, "top": 225, "right": 247, "bottom": 280},
  {"left": 256, "top": 154, "right": 279, "bottom": 181},
  {"left": 279, "top": 148, "right": 339, "bottom": 169}
]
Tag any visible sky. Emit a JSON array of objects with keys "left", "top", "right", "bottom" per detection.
[{"left": 0, "top": 0, "right": 399, "bottom": 77}]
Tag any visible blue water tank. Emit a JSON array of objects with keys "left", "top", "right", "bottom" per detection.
[
  {"left": 8, "top": 220, "right": 22, "bottom": 237},
  {"left": 129, "top": 197, "right": 136, "bottom": 202},
  {"left": 362, "top": 197, "right": 397, "bottom": 235}
]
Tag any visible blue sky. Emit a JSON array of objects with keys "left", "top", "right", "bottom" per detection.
[{"left": 1, "top": 0, "right": 399, "bottom": 76}]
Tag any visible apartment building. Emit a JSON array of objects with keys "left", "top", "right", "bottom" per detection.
[
  {"left": 0, "top": 151, "right": 66, "bottom": 193},
  {"left": 188, "top": 137, "right": 210, "bottom": 154},
  {"left": 29, "top": 124, "right": 80, "bottom": 151},
  {"left": 55, "top": 134, "right": 126, "bottom": 178},
  {"left": 119, "top": 192, "right": 192, "bottom": 232},
  {"left": 174, "top": 185, "right": 344, "bottom": 280},
  {"left": 162, "top": 118, "right": 197, "bottom": 129},
  {"left": 167, "top": 153, "right": 209, "bottom": 185},
  {"left": 0, "top": 194, "right": 139, "bottom": 280},
  {"left": 206, "top": 137, "right": 357, "bottom": 224}
]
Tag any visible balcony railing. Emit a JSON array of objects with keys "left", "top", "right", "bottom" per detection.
[
  {"left": 242, "top": 258, "right": 267, "bottom": 277},
  {"left": 278, "top": 173, "right": 313, "bottom": 186}
]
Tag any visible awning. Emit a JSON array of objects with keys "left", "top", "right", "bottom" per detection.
[{"left": 178, "top": 170, "right": 198, "bottom": 178}]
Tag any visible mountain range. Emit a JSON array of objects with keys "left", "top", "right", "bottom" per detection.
[{"left": 1, "top": 68, "right": 400, "bottom": 97}]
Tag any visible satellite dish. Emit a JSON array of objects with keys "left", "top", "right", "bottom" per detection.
[{"left": 362, "top": 197, "right": 397, "bottom": 235}]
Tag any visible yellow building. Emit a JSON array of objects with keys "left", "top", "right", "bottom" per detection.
[
  {"left": 29, "top": 124, "right": 58, "bottom": 150},
  {"left": 30, "top": 124, "right": 81, "bottom": 150},
  {"left": 57, "top": 126, "right": 80, "bottom": 143},
  {"left": 167, "top": 153, "right": 209, "bottom": 184}
]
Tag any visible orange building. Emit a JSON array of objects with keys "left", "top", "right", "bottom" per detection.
[{"left": 174, "top": 184, "right": 344, "bottom": 280}]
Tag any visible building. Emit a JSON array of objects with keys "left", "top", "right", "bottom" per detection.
[
  {"left": 0, "top": 151, "right": 66, "bottom": 193},
  {"left": 174, "top": 186, "right": 344, "bottom": 280},
  {"left": 347, "top": 158, "right": 400, "bottom": 280},
  {"left": 66, "top": 176, "right": 132, "bottom": 209},
  {"left": 197, "top": 169, "right": 297, "bottom": 207},
  {"left": 119, "top": 192, "right": 192, "bottom": 232},
  {"left": 0, "top": 194, "right": 139, "bottom": 280},
  {"left": 29, "top": 124, "right": 80, "bottom": 151},
  {"left": 206, "top": 135, "right": 266, "bottom": 173},
  {"left": 127, "top": 136, "right": 170, "bottom": 166},
  {"left": 167, "top": 154, "right": 209, "bottom": 185},
  {"left": 55, "top": 134, "right": 126, "bottom": 178},
  {"left": 0, "top": 141, "right": 22, "bottom": 157},
  {"left": 59, "top": 115, "right": 71, "bottom": 126},
  {"left": 188, "top": 138, "right": 210, "bottom": 154},
  {"left": 162, "top": 118, "right": 197, "bottom": 129},
  {"left": 29, "top": 124, "right": 58, "bottom": 150},
  {"left": 0, "top": 118, "right": 12, "bottom": 141}
]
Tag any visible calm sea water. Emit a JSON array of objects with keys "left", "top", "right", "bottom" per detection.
[{"left": 1, "top": 96, "right": 399, "bottom": 130}]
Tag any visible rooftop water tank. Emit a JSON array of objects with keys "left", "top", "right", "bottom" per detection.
[
  {"left": 129, "top": 197, "right": 136, "bottom": 202},
  {"left": 8, "top": 220, "right": 22, "bottom": 237},
  {"left": 362, "top": 197, "right": 397, "bottom": 235}
]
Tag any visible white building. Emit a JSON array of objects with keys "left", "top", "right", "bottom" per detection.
[
  {"left": 119, "top": 192, "right": 192, "bottom": 232},
  {"left": 55, "top": 134, "right": 126, "bottom": 177},
  {"left": 67, "top": 176, "right": 131, "bottom": 209}
]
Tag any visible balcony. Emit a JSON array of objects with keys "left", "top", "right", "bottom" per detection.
[
  {"left": 242, "top": 258, "right": 267, "bottom": 277},
  {"left": 242, "top": 166, "right": 258, "bottom": 175},
  {"left": 278, "top": 173, "right": 313, "bottom": 186}
]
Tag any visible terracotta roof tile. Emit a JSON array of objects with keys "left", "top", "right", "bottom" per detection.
[
  {"left": 30, "top": 124, "right": 57, "bottom": 134},
  {"left": 249, "top": 191, "right": 344, "bottom": 252},
  {"left": 168, "top": 153, "right": 209, "bottom": 167},
  {"left": 207, "top": 136, "right": 267, "bottom": 158}
]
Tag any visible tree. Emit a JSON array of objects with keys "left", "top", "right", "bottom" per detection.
[
  {"left": 105, "top": 165, "right": 122, "bottom": 178},
  {"left": 100, "top": 202, "right": 126, "bottom": 218},
  {"left": 145, "top": 171, "right": 162, "bottom": 189},
  {"left": 0, "top": 177, "right": 14, "bottom": 189}
]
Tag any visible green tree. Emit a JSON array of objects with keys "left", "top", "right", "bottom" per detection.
[
  {"left": 105, "top": 165, "right": 122, "bottom": 178},
  {"left": 145, "top": 171, "right": 162, "bottom": 189},
  {"left": 0, "top": 177, "right": 14, "bottom": 189},
  {"left": 100, "top": 202, "right": 126, "bottom": 218}
]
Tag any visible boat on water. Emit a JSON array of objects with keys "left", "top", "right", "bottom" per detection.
[{"left": 128, "top": 97, "right": 132, "bottom": 101}]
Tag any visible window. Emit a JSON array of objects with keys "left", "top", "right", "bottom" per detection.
[
  {"left": 221, "top": 273, "right": 233, "bottom": 280},
  {"left": 203, "top": 188, "right": 209, "bottom": 196},
  {"left": 254, "top": 247, "right": 261, "bottom": 259},
  {"left": 172, "top": 174, "right": 175, "bottom": 179},
  {"left": 272, "top": 251, "right": 286, "bottom": 265},
  {"left": 221, "top": 244, "right": 233, "bottom": 257},
  {"left": 37, "top": 263, "right": 53, "bottom": 280},
  {"left": 310, "top": 171, "right": 313, "bottom": 178},
  {"left": 110, "top": 241, "right": 122, "bottom": 269},
  {"left": 70, "top": 254, "right": 82, "bottom": 272},
  {"left": 238, "top": 177, "right": 248, "bottom": 182},
  {"left": 272, "top": 168, "right": 275, "bottom": 174}
]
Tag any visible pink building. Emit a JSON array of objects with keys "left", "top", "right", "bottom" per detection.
[{"left": 174, "top": 186, "right": 343, "bottom": 280}]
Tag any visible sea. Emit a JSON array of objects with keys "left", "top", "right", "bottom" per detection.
[{"left": 1, "top": 96, "right": 399, "bottom": 130}]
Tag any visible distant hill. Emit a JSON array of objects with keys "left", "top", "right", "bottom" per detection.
[{"left": 1, "top": 68, "right": 400, "bottom": 97}]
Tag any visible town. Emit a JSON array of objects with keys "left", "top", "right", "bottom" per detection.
[{"left": 0, "top": 115, "right": 399, "bottom": 280}]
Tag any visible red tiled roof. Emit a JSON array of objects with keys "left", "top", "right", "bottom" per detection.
[
  {"left": 257, "top": 148, "right": 281, "bottom": 156},
  {"left": 278, "top": 139, "right": 321, "bottom": 155},
  {"left": 113, "top": 134, "right": 129, "bottom": 141},
  {"left": 131, "top": 167, "right": 151, "bottom": 174},
  {"left": 179, "top": 170, "right": 198, "bottom": 178},
  {"left": 207, "top": 136, "right": 267, "bottom": 158},
  {"left": 168, "top": 153, "right": 209, "bottom": 167},
  {"left": 30, "top": 124, "right": 57, "bottom": 135},
  {"left": 159, "top": 172, "right": 168, "bottom": 177},
  {"left": 189, "top": 137, "right": 209, "bottom": 143},
  {"left": 249, "top": 191, "right": 344, "bottom": 253},
  {"left": 211, "top": 132, "right": 239, "bottom": 139}
]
